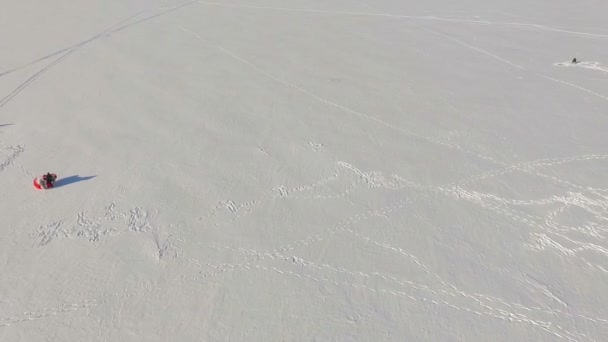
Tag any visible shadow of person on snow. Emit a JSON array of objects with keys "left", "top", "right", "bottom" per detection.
[{"left": 55, "top": 175, "right": 96, "bottom": 187}]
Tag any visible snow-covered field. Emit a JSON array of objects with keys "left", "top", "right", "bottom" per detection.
[{"left": 1, "top": 1, "right": 607, "bottom": 340}]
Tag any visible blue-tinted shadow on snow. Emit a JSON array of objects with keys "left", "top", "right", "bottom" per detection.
[
  {"left": 55, "top": 175, "right": 96, "bottom": 187},
  {"left": 0, "top": 123, "right": 13, "bottom": 127}
]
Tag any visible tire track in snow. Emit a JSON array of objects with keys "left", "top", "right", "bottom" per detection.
[
  {"left": 0, "top": 1, "right": 202, "bottom": 109},
  {"left": 0, "top": 10, "right": 149, "bottom": 79},
  {"left": 0, "top": 49, "right": 78, "bottom": 110},
  {"left": 0, "top": 0, "right": 203, "bottom": 79},
  {"left": 0, "top": 12, "right": 144, "bottom": 109}
]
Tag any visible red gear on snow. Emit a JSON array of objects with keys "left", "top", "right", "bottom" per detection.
[{"left": 34, "top": 173, "right": 58, "bottom": 190}]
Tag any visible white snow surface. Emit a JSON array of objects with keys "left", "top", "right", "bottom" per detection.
[{"left": 1, "top": 0, "right": 608, "bottom": 341}]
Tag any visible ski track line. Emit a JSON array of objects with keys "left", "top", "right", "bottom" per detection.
[
  {"left": 421, "top": 27, "right": 524, "bottom": 69},
  {"left": 195, "top": 1, "right": 608, "bottom": 39},
  {"left": 0, "top": 49, "right": 78, "bottom": 110},
  {"left": 1, "top": 199, "right": 417, "bottom": 329},
  {"left": 189, "top": 240, "right": 597, "bottom": 341},
  {"left": 177, "top": 158, "right": 425, "bottom": 244},
  {"left": 32, "top": 162, "right": 358, "bottom": 248},
  {"left": 115, "top": 150, "right": 607, "bottom": 279},
  {"left": 181, "top": 172, "right": 608, "bottom": 334},
  {"left": 414, "top": 28, "right": 608, "bottom": 206},
  {"left": 339, "top": 160, "right": 608, "bottom": 245},
  {"left": 10, "top": 166, "right": 604, "bottom": 334},
  {"left": 289, "top": 161, "right": 608, "bottom": 272},
  {"left": 166, "top": 198, "right": 423, "bottom": 297},
  {"left": 191, "top": 161, "right": 393, "bottom": 232},
  {"left": 555, "top": 61, "right": 608, "bottom": 74},
  {"left": 179, "top": 26, "right": 506, "bottom": 167},
  {"left": 0, "top": 299, "right": 103, "bottom": 328},
  {"left": 4, "top": 203, "right": 599, "bottom": 336},
  {"left": 449, "top": 177, "right": 608, "bottom": 236},
  {"left": 215, "top": 154, "right": 608, "bottom": 220},
  {"left": 338, "top": 159, "right": 608, "bottom": 273},
  {"left": 0, "top": 0, "right": 201, "bottom": 79},
  {"left": 184, "top": 196, "right": 419, "bottom": 265},
  {"left": 169, "top": 154, "right": 608, "bottom": 267},
  {"left": 460, "top": 189, "right": 608, "bottom": 242},
  {"left": 197, "top": 215, "right": 597, "bottom": 339},
  {"left": 450, "top": 154, "right": 608, "bottom": 190},
  {"left": 0, "top": 10, "right": 149, "bottom": 79},
  {"left": 450, "top": 187, "right": 608, "bottom": 230},
  {"left": 2, "top": 205, "right": 167, "bottom": 329},
  {"left": 9, "top": 22, "right": 589, "bottom": 255},
  {"left": 194, "top": 163, "right": 354, "bottom": 228},
  {"left": 344, "top": 229, "right": 608, "bottom": 328},
  {"left": 180, "top": 25, "right": 607, "bottom": 204},
  {"left": 226, "top": 230, "right": 604, "bottom": 332},
  {"left": 3, "top": 7, "right": 604, "bottom": 337},
  {"left": 7, "top": 48, "right": 600, "bottom": 336},
  {"left": 519, "top": 272, "right": 570, "bottom": 308},
  {"left": 421, "top": 26, "right": 608, "bottom": 104},
  {"left": 0, "top": 10, "right": 148, "bottom": 108},
  {"left": 449, "top": 186, "right": 608, "bottom": 273},
  {"left": 543, "top": 76, "right": 608, "bottom": 102},
  {"left": 288, "top": 253, "right": 596, "bottom": 341},
  {"left": 0, "top": 0, "right": 203, "bottom": 108},
  {"left": 249, "top": 265, "right": 585, "bottom": 342}
]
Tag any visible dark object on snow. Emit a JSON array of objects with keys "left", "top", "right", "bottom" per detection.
[
  {"left": 43, "top": 173, "right": 57, "bottom": 187},
  {"left": 572, "top": 58, "right": 578, "bottom": 64},
  {"left": 34, "top": 173, "right": 58, "bottom": 189}
]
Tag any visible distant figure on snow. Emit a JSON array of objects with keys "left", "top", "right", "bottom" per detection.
[{"left": 572, "top": 58, "right": 579, "bottom": 64}]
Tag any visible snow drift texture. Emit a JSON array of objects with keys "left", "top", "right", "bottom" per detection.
[{"left": 1, "top": 0, "right": 607, "bottom": 341}]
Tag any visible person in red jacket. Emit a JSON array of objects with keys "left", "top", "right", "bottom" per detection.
[
  {"left": 34, "top": 173, "right": 57, "bottom": 189},
  {"left": 43, "top": 173, "right": 57, "bottom": 188}
]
